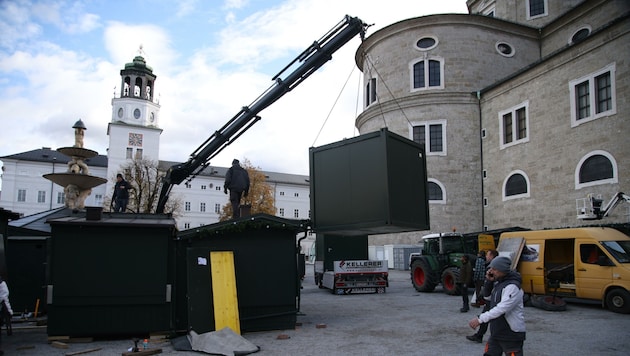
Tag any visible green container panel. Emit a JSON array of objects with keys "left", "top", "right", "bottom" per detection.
[
  {"left": 178, "top": 216, "right": 301, "bottom": 333},
  {"left": 5, "top": 237, "right": 49, "bottom": 314},
  {"left": 315, "top": 234, "right": 368, "bottom": 272},
  {"left": 310, "top": 128, "right": 429, "bottom": 235},
  {"left": 47, "top": 216, "right": 176, "bottom": 337}
]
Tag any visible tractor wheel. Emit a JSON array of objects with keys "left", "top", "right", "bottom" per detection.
[
  {"left": 411, "top": 259, "right": 437, "bottom": 292},
  {"left": 441, "top": 268, "right": 460, "bottom": 295},
  {"left": 606, "top": 289, "right": 630, "bottom": 314}
]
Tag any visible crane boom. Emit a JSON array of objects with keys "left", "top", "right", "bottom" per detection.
[
  {"left": 576, "top": 192, "right": 630, "bottom": 220},
  {"left": 156, "top": 15, "right": 368, "bottom": 213}
]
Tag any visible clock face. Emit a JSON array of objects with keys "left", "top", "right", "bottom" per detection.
[
  {"left": 117, "top": 107, "right": 124, "bottom": 118},
  {"left": 128, "top": 133, "right": 143, "bottom": 146},
  {"left": 134, "top": 108, "right": 141, "bottom": 119}
]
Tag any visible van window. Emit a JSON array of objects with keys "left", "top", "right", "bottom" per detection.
[
  {"left": 602, "top": 241, "right": 630, "bottom": 263},
  {"left": 580, "top": 244, "right": 603, "bottom": 264}
]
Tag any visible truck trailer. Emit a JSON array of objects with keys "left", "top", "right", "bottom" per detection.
[{"left": 314, "top": 234, "right": 388, "bottom": 294}]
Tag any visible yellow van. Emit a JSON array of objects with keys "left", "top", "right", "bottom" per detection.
[{"left": 498, "top": 227, "right": 630, "bottom": 313}]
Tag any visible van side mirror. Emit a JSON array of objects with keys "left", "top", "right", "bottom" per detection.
[{"left": 597, "top": 256, "right": 615, "bottom": 266}]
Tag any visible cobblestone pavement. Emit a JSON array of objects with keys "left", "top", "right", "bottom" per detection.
[{"left": 4, "top": 265, "right": 630, "bottom": 355}]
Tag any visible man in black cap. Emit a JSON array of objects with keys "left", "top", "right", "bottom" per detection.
[
  {"left": 224, "top": 159, "right": 250, "bottom": 218},
  {"left": 468, "top": 256, "right": 526, "bottom": 356}
]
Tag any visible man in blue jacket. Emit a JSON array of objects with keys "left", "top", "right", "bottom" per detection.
[{"left": 224, "top": 159, "right": 250, "bottom": 218}]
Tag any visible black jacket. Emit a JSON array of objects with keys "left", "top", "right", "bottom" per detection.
[
  {"left": 113, "top": 179, "right": 131, "bottom": 200},
  {"left": 224, "top": 164, "right": 250, "bottom": 194}
]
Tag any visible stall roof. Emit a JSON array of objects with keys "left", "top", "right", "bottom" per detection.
[
  {"left": 178, "top": 213, "right": 309, "bottom": 240},
  {"left": 7, "top": 207, "right": 73, "bottom": 235},
  {"left": 47, "top": 212, "right": 176, "bottom": 228}
]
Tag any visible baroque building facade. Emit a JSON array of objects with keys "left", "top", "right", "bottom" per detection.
[
  {"left": 0, "top": 55, "right": 310, "bottom": 230},
  {"left": 357, "top": 0, "right": 629, "bottom": 242}
]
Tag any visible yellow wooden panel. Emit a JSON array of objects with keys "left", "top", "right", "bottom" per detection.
[{"left": 210, "top": 251, "right": 241, "bottom": 335}]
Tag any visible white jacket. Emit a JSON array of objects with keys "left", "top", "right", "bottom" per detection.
[
  {"left": 0, "top": 281, "right": 13, "bottom": 315},
  {"left": 478, "top": 283, "right": 526, "bottom": 332}
]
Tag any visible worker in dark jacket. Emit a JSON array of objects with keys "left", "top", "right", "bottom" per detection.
[
  {"left": 468, "top": 256, "right": 526, "bottom": 356},
  {"left": 112, "top": 173, "right": 131, "bottom": 212},
  {"left": 458, "top": 254, "right": 473, "bottom": 312},
  {"left": 224, "top": 159, "right": 250, "bottom": 218},
  {"left": 467, "top": 249, "right": 499, "bottom": 343}
]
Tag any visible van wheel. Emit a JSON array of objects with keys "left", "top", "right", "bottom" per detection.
[
  {"left": 531, "top": 295, "right": 567, "bottom": 311},
  {"left": 606, "top": 289, "right": 630, "bottom": 314}
]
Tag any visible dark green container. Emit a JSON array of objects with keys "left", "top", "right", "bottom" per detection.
[
  {"left": 310, "top": 128, "right": 430, "bottom": 235},
  {"left": 176, "top": 214, "right": 306, "bottom": 334},
  {"left": 46, "top": 214, "right": 176, "bottom": 337}
]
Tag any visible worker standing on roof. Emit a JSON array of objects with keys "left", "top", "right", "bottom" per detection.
[{"left": 224, "top": 159, "right": 250, "bottom": 219}]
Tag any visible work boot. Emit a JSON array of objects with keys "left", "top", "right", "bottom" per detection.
[
  {"left": 466, "top": 334, "right": 483, "bottom": 343},
  {"left": 460, "top": 307, "right": 469, "bottom": 312}
]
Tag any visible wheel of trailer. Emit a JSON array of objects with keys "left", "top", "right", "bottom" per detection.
[
  {"left": 411, "top": 259, "right": 437, "bottom": 292},
  {"left": 533, "top": 295, "right": 567, "bottom": 311},
  {"left": 441, "top": 267, "right": 460, "bottom": 295},
  {"left": 376, "top": 287, "right": 386, "bottom": 294},
  {"left": 606, "top": 289, "right": 630, "bottom": 314}
]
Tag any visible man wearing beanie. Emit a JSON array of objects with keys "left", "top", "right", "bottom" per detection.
[
  {"left": 468, "top": 256, "right": 526, "bottom": 356},
  {"left": 224, "top": 159, "right": 250, "bottom": 218}
]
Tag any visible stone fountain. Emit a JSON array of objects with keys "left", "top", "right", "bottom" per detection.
[{"left": 43, "top": 120, "right": 107, "bottom": 211}]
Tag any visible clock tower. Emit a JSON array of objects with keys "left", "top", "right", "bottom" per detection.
[{"left": 106, "top": 50, "right": 163, "bottom": 197}]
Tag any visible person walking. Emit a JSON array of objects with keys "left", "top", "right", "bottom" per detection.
[
  {"left": 468, "top": 256, "right": 526, "bottom": 356},
  {"left": 467, "top": 249, "right": 499, "bottom": 343},
  {"left": 471, "top": 250, "right": 486, "bottom": 308},
  {"left": 458, "top": 254, "right": 473, "bottom": 312},
  {"left": 0, "top": 276, "right": 13, "bottom": 355},
  {"left": 224, "top": 159, "right": 250, "bottom": 219},
  {"left": 112, "top": 173, "right": 131, "bottom": 212}
]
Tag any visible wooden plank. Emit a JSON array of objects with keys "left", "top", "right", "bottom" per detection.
[
  {"left": 48, "top": 336, "right": 70, "bottom": 342},
  {"left": 51, "top": 341, "right": 69, "bottom": 349},
  {"left": 65, "top": 347, "right": 102, "bottom": 356},
  {"left": 210, "top": 251, "right": 241, "bottom": 335},
  {"left": 121, "top": 348, "right": 162, "bottom": 356}
]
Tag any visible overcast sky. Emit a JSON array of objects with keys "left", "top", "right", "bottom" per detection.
[{"left": 0, "top": 0, "right": 467, "bottom": 179}]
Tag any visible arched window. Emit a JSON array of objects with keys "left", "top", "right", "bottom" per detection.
[
  {"left": 576, "top": 151, "right": 617, "bottom": 188},
  {"left": 503, "top": 171, "right": 530, "bottom": 200},
  {"left": 427, "top": 179, "right": 446, "bottom": 204},
  {"left": 411, "top": 58, "right": 443, "bottom": 90},
  {"left": 580, "top": 155, "right": 612, "bottom": 183}
]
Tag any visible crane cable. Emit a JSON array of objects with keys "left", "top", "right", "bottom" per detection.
[
  {"left": 310, "top": 63, "right": 358, "bottom": 147},
  {"left": 362, "top": 53, "right": 414, "bottom": 129},
  {"left": 310, "top": 51, "right": 414, "bottom": 147}
]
